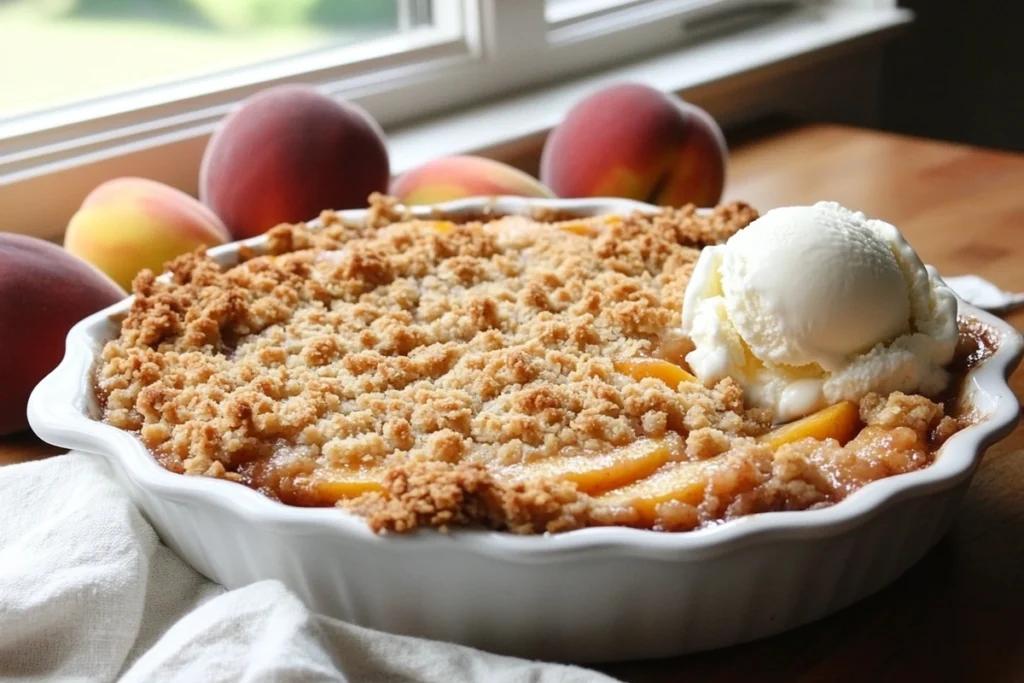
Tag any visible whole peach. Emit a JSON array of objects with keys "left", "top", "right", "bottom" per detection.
[
  {"left": 540, "top": 83, "right": 727, "bottom": 207},
  {"left": 201, "top": 85, "right": 390, "bottom": 239},
  {"left": 0, "top": 234, "right": 125, "bottom": 435},
  {"left": 64, "top": 177, "right": 229, "bottom": 291},
  {"left": 391, "top": 155, "right": 554, "bottom": 204}
]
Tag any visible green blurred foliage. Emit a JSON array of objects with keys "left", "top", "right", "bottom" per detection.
[
  {"left": 191, "top": 0, "right": 399, "bottom": 31},
  {"left": 13, "top": 0, "right": 399, "bottom": 32},
  {"left": 189, "top": 0, "right": 321, "bottom": 31},
  {"left": 311, "top": 0, "right": 398, "bottom": 27},
  {"left": 17, "top": 0, "right": 202, "bottom": 24}
]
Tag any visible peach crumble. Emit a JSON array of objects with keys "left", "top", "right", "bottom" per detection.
[{"left": 95, "top": 194, "right": 974, "bottom": 534}]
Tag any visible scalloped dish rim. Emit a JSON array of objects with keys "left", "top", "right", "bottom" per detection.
[{"left": 27, "top": 195, "right": 1024, "bottom": 562}]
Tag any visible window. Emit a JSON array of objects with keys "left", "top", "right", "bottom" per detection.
[
  {"left": 0, "top": 1, "right": 431, "bottom": 121},
  {"left": 1, "top": 0, "right": 901, "bottom": 237},
  {"left": 1, "top": 0, "right": 467, "bottom": 179}
]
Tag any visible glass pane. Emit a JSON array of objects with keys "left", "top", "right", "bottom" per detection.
[
  {"left": 0, "top": 0, "right": 417, "bottom": 121},
  {"left": 545, "top": 0, "right": 636, "bottom": 23}
]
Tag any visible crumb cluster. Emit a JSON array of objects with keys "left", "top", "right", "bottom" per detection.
[
  {"left": 95, "top": 194, "right": 960, "bottom": 534},
  {"left": 352, "top": 391, "right": 959, "bottom": 533}
]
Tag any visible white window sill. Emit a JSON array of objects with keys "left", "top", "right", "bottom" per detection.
[
  {"left": 0, "top": 5, "right": 910, "bottom": 240},
  {"left": 388, "top": 5, "right": 910, "bottom": 174}
]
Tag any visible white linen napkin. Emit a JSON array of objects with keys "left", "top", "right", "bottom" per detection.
[
  {"left": 0, "top": 453, "right": 617, "bottom": 683},
  {"left": 944, "top": 274, "right": 1024, "bottom": 315}
]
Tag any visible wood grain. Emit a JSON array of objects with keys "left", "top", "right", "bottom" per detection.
[
  {"left": 3, "top": 123, "right": 1022, "bottom": 682},
  {"left": 0, "top": 430, "right": 61, "bottom": 466},
  {"left": 598, "top": 124, "right": 1024, "bottom": 683}
]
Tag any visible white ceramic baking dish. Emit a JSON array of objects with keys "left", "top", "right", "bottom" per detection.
[{"left": 28, "top": 197, "right": 1023, "bottom": 663}]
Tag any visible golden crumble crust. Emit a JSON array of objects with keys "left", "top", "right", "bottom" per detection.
[
  {"left": 354, "top": 391, "right": 957, "bottom": 535},
  {"left": 95, "top": 194, "right": 964, "bottom": 534},
  {"left": 345, "top": 461, "right": 590, "bottom": 535},
  {"left": 98, "top": 195, "right": 760, "bottom": 483}
]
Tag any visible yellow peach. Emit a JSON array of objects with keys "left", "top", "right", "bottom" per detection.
[
  {"left": 614, "top": 359, "right": 697, "bottom": 388},
  {"left": 557, "top": 221, "right": 601, "bottom": 237},
  {"left": 307, "top": 470, "right": 386, "bottom": 505},
  {"left": 65, "top": 177, "right": 229, "bottom": 290},
  {"left": 504, "top": 440, "right": 672, "bottom": 496},
  {"left": 426, "top": 220, "right": 457, "bottom": 233},
  {"left": 763, "top": 401, "right": 860, "bottom": 449},
  {"left": 593, "top": 460, "right": 710, "bottom": 525},
  {"left": 391, "top": 155, "right": 555, "bottom": 205}
]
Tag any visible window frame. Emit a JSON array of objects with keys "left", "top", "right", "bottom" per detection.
[
  {"left": 0, "top": 0, "right": 900, "bottom": 238},
  {"left": 0, "top": 0, "right": 477, "bottom": 180}
]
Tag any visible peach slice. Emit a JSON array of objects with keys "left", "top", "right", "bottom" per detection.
[
  {"left": 614, "top": 359, "right": 697, "bottom": 389},
  {"left": 557, "top": 221, "right": 600, "bottom": 237},
  {"left": 592, "top": 460, "right": 709, "bottom": 525},
  {"left": 504, "top": 439, "right": 672, "bottom": 496},
  {"left": 763, "top": 401, "right": 860, "bottom": 450},
  {"left": 307, "top": 470, "right": 386, "bottom": 505},
  {"left": 426, "top": 220, "right": 457, "bottom": 233}
]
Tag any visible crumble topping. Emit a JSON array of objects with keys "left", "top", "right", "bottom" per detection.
[
  {"left": 98, "top": 196, "right": 760, "bottom": 479},
  {"left": 94, "top": 194, "right": 965, "bottom": 534},
  {"left": 355, "top": 391, "right": 957, "bottom": 534}
]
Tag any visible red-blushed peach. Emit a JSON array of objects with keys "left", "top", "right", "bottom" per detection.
[
  {"left": 390, "top": 155, "right": 554, "bottom": 205},
  {"left": 64, "top": 177, "right": 229, "bottom": 291},
  {"left": 200, "top": 84, "right": 390, "bottom": 239},
  {"left": 0, "top": 234, "right": 125, "bottom": 435},
  {"left": 540, "top": 83, "right": 727, "bottom": 207}
]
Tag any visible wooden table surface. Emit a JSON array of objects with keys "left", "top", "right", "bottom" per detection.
[
  {"left": 3, "top": 123, "right": 1023, "bottom": 682},
  {"left": 599, "top": 124, "right": 1024, "bottom": 683}
]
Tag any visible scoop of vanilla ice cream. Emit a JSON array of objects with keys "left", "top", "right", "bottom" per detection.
[{"left": 681, "top": 201, "right": 959, "bottom": 422}]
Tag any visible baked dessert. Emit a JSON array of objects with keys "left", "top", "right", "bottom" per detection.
[{"left": 95, "top": 195, "right": 987, "bottom": 534}]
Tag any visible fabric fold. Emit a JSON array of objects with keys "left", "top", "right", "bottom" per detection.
[{"left": 0, "top": 454, "right": 613, "bottom": 683}]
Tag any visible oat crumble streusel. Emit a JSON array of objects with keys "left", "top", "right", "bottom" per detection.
[{"left": 95, "top": 194, "right": 965, "bottom": 534}]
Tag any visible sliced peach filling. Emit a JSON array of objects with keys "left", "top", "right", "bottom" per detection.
[
  {"left": 426, "top": 220, "right": 457, "bottom": 233},
  {"left": 592, "top": 459, "right": 711, "bottom": 525},
  {"left": 591, "top": 402, "right": 862, "bottom": 522},
  {"left": 503, "top": 439, "right": 672, "bottom": 496},
  {"left": 614, "top": 359, "right": 696, "bottom": 388},
  {"left": 557, "top": 221, "right": 601, "bottom": 237},
  {"left": 762, "top": 400, "right": 860, "bottom": 449},
  {"left": 304, "top": 400, "right": 859, "bottom": 512},
  {"left": 307, "top": 470, "right": 386, "bottom": 505},
  {"left": 556, "top": 215, "right": 621, "bottom": 237}
]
